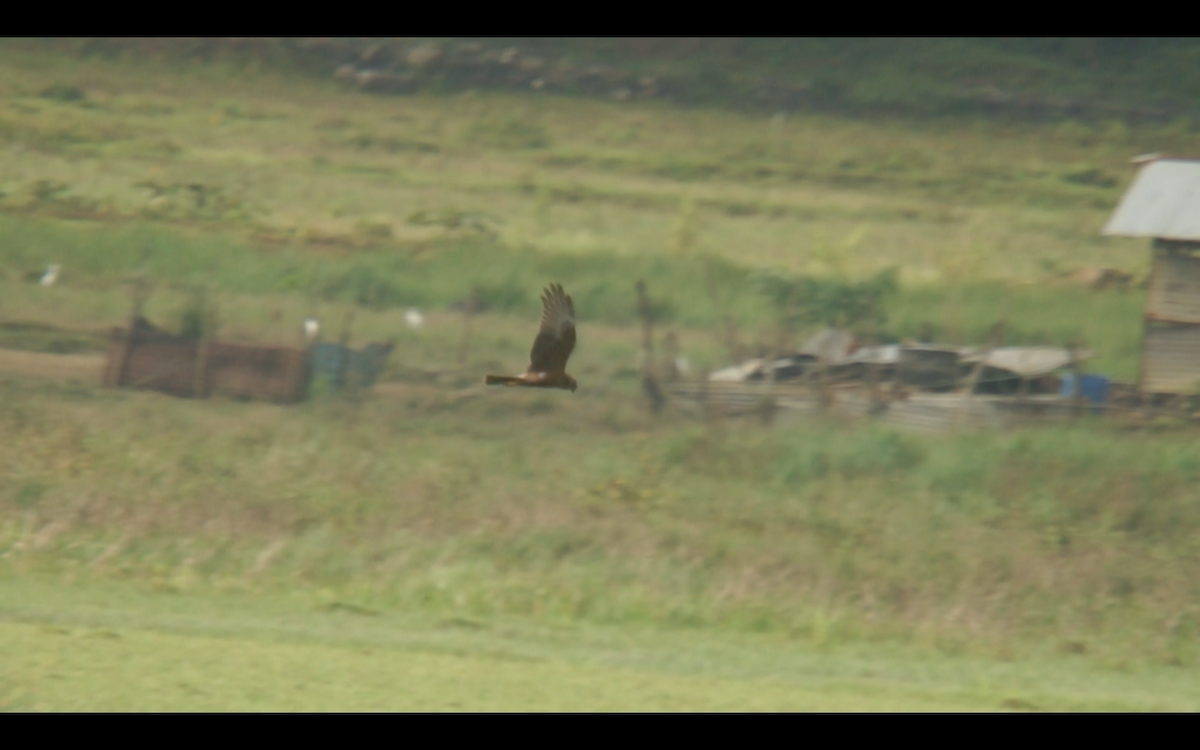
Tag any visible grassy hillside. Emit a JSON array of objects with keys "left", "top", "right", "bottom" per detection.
[{"left": 0, "top": 43, "right": 1172, "bottom": 374}]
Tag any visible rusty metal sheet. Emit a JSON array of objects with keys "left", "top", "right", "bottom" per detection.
[
  {"left": 207, "top": 342, "right": 310, "bottom": 403},
  {"left": 104, "top": 318, "right": 310, "bottom": 403},
  {"left": 106, "top": 338, "right": 199, "bottom": 397},
  {"left": 1146, "top": 252, "right": 1200, "bottom": 324},
  {"left": 1141, "top": 323, "right": 1200, "bottom": 394},
  {"left": 1103, "top": 159, "right": 1200, "bottom": 240}
]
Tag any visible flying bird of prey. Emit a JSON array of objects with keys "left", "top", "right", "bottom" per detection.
[{"left": 485, "top": 283, "right": 577, "bottom": 392}]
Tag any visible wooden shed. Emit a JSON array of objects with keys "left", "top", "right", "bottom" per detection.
[{"left": 1103, "top": 157, "right": 1200, "bottom": 395}]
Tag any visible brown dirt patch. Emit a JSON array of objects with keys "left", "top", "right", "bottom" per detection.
[{"left": 0, "top": 348, "right": 106, "bottom": 384}]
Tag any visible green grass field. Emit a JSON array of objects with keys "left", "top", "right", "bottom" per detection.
[
  {"left": 2, "top": 41, "right": 1200, "bottom": 711},
  {"left": 4, "top": 576, "right": 1196, "bottom": 711}
]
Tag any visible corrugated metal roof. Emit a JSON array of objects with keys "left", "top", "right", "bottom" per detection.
[
  {"left": 1141, "top": 323, "right": 1200, "bottom": 394},
  {"left": 1103, "top": 159, "right": 1200, "bottom": 240},
  {"left": 1146, "top": 252, "right": 1200, "bottom": 323},
  {"left": 959, "top": 346, "right": 1087, "bottom": 377}
]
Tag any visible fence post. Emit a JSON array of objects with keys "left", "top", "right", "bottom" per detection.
[
  {"left": 958, "top": 321, "right": 1003, "bottom": 433},
  {"left": 867, "top": 358, "right": 884, "bottom": 416},
  {"left": 109, "top": 307, "right": 139, "bottom": 389},
  {"left": 636, "top": 280, "right": 666, "bottom": 414},
  {"left": 108, "top": 280, "right": 151, "bottom": 388}
]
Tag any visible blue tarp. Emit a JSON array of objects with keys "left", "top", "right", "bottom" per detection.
[{"left": 309, "top": 342, "right": 393, "bottom": 392}]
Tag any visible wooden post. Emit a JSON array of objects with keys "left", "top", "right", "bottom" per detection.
[
  {"left": 867, "top": 358, "right": 884, "bottom": 416},
  {"left": 108, "top": 307, "right": 139, "bottom": 388},
  {"left": 636, "top": 280, "right": 665, "bottom": 414},
  {"left": 107, "top": 279, "right": 151, "bottom": 388},
  {"left": 700, "top": 369, "right": 726, "bottom": 440},
  {"left": 958, "top": 321, "right": 1004, "bottom": 433}
]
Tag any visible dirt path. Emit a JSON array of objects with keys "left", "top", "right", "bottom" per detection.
[{"left": 0, "top": 348, "right": 106, "bottom": 384}]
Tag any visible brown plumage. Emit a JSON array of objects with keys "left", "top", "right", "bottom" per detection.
[{"left": 485, "top": 283, "right": 577, "bottom": 392}]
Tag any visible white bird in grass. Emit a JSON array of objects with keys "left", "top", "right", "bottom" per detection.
[
  {"left": 39, "top": 264, "right": 60, "bottom": 286},
  {"left": 303, "top": 317, "right": 320, "bottom": 343},
  {"left": 405, "top": 308, "right": 424, "bottom": 330}
]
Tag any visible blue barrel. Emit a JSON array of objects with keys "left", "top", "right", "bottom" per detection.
[{"left": 1060, "top": 373, "right": 1110, "bottom": 413}]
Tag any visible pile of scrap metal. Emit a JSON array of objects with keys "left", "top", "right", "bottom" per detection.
[
  {"left": 677, "top": 328, "right": 1114, "bottom": 432},
  {"left": 707, "top": 327, "right": 1092, "bottom": 396}
]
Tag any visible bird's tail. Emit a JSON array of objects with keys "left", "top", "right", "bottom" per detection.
[{"left": 485, "top": 375, "right": 523, "bottom": 386}]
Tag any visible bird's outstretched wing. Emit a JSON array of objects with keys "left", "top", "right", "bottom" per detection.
[{"left": 528, "top": 283, "right": 575, "bottom": 375}]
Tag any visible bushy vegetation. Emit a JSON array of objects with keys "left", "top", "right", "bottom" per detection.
[{"left": 755, "top": 267, "right": 898, "bottom": 336}]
